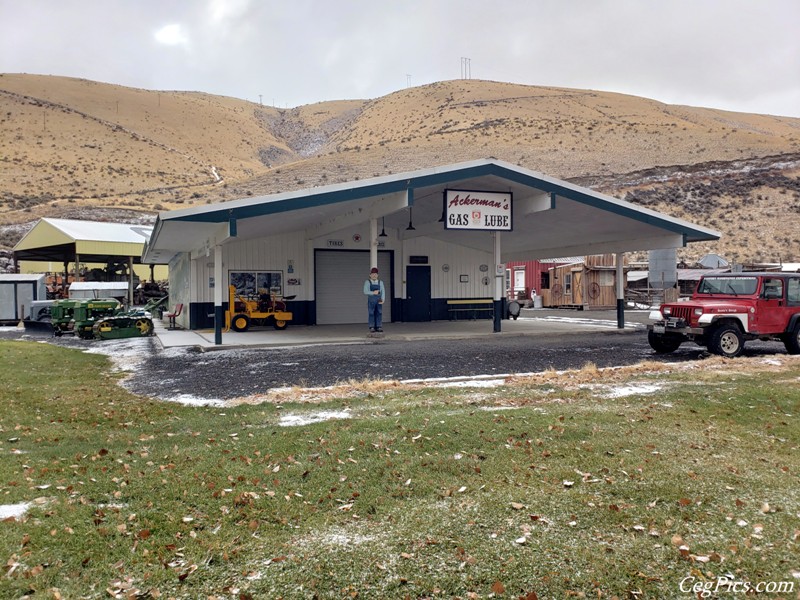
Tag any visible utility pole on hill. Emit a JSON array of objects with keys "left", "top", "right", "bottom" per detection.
[{"left": 460, "top": 57, "right": 471, "bottom": 79}]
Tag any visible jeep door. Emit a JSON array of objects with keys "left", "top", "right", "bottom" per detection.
[{"left": 754, "top": 277, "right": 790, "bottom": 333}]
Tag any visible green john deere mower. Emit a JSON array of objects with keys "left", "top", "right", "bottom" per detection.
[{"left": 51, "top": 297, "right": 162, "bottom": 340}]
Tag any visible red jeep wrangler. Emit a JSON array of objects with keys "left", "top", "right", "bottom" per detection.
[{"left": 647, "top": 273, "right": 800, "bottom": 358}]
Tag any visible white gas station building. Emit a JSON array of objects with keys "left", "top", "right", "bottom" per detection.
[{"left": 142, "top": 159, "right": 719, "bottom": 344}]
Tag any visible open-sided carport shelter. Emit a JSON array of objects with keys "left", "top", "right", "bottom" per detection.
[
  {"left": 142, "top": 159, "right": 719, "bottom": 344},
  {"left": 13, "top": 218, "right": 162, "bottom": 304}
]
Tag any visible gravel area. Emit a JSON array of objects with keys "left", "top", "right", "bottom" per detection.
[{"left": 3, "top": 324, "right": 788, "bottom": 405}]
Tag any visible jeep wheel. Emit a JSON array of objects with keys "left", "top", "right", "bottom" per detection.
[
  {"left": 648, "top": 331, "right": 682, "bottom": 354},
  {"left": 783, "top": 324, "right": 800, "bottom": 355},
  {"left": 708, "top": 324, "right": 744, "bottom": 358}
]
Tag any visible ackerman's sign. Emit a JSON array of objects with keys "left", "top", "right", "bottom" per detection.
[{"left": 443, "top": 189, "right": 512, "bottom": 231}]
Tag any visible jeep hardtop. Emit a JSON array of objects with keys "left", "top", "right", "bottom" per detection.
[{"left": 647, "top": 272, "right": 800, "bottom": 357}]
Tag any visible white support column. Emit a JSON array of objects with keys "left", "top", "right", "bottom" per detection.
[
  {"left": 370, "top": 217, "right": 378, "bottom": 269},
  {"left": 306, "top": 238, "right": 315, "bottom": 301},
  {"left": 214, "top": 244, "right": 224, "bottom": 344},
  {"left": 127, "top": 256, "right": 134, "bottom": 307},
  {"left": 493, "top": 232, "right": 502, "bottom": 332},
  {"left": 616, "top": 252, "right": 625, "bottom": 329}
]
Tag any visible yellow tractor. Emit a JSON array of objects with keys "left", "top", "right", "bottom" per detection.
[{"left": 225, "top": 284, "right": 293, "bottom": 332}]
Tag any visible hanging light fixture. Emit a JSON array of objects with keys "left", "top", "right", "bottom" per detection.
[
  {"left": 379, "top": 216, "right": 388, "bottom": 237},
  {"left": 406, "top": 207, "right": 416, "bottom": 231}
]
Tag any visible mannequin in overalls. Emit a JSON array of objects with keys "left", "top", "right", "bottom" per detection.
[{"left": 363, "top": 267, "right": 385, "bottom": 332}]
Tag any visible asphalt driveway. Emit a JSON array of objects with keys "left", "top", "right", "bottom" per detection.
[
  {"left": 2, "top": 309, "right": 788, "bottom": 403},
  {"left": 125, "top": 327, "right": 785, "bottom": 402}
]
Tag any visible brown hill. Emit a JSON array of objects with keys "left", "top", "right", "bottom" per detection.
[{"left": 1, "top": 74, "right": 799, "bottom": 263}]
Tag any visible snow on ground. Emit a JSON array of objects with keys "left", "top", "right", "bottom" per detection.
[
  {"left": 603, "top": 382, "right": 666, "bottom": 398},
  {"left": 402, "top": 372, "right": 537, "bottom": 386},
  {"left": 278, "top": 410, "right": 351, "bottom": 427},
  {"left": 521, "top": 315, "right": 646, "bottom": 330},
  {"left": 0, "top": 502, "right": 30, "bottom": 520},
  {"left": 432, "top": 378, "right": 507, "bottom": 388},
  {"left": 83, "top": 336, "right": 153, "bottom": 372},
  {"left": 162, "top": 393, "right": 226, "bottom": 407},
  {"left": 581, "top": 382, "right": 667, "bottom": 398},
  {"left": 0, "top": 496, "right": 52, "bottom": 520},
  {"left": 0, "top": 325, "right": 25, "bottom": 335}
]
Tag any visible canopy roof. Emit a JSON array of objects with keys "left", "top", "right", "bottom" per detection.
[
  {"left": 14, "top": 218, "right": 153, "bottom": 264},
  {"left": 143, "top": 159, "right": 719, "bottom": 264}
]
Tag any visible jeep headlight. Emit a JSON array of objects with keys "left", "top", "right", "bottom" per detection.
[
  {"left": 693, "top": 307, "right": 703, "bottom": 316},
  {"left": 662, "top": 307, "right": 672, "bottom": 315}
]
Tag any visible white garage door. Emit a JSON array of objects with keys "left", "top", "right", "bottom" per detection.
[{"left": 316, "top": 251, "right": 392, "bottom": 324}]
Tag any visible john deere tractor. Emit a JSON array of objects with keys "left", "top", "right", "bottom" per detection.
[{"left": 51, "top": 298, "right": 156, "bottom": 340}]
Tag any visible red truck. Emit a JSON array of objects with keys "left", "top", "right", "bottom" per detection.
[{"left": 648, "top": 273, "right": 800, "bottom": 358}]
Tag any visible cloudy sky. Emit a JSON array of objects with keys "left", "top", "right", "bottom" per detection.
[{"left": 2, "top": 0, "right": 798, "bottom": 117}]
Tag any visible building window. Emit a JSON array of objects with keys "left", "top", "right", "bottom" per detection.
[
  {"left": 787, "top": 278, "right": 800, "bottom": 304},
  {"left": 229, "top": 270, "right": 283, "bottom": 297},
  {"left": 514, "top": 268, "right": 526, "bottom": 292},
  {"left": 540, "top": 272, "right": 550, "bottom": 290}
]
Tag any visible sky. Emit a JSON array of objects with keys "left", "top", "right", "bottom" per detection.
[{"left": 1, "top": 0, "right": 799, "bottom": 118}]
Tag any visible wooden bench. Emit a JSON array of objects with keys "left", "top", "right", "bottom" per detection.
[{"left": 447, "top": 298, "right": 494, "bottom": 320}]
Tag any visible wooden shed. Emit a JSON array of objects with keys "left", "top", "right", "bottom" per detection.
[{"left": 540, "top": 254, "right": 627, "bottom": 309}]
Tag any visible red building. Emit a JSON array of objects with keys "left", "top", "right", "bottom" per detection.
[{"left": 505, "top": 259, "right": 567, "bottom": 303}]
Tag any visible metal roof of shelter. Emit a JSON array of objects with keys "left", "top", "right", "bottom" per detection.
[
  {"left": 627, "top": 268, "right": 730, "bottom": 283},
  {"left": 143, "top": 159, "right": 720, "bottom": 264},
  {"left": 0, "top": 273, "right": 46, "bottom": 282},
  {"left": 14, "top": 218, "right": 153, "bottom": 264}
]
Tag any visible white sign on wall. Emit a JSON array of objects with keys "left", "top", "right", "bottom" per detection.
[{"left": 443, "top": 189, "right": 512, "bottom": 231}]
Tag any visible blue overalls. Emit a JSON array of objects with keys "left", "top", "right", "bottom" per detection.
[{"left": 367, "top": 281, "right": 383, "bottom": 330}]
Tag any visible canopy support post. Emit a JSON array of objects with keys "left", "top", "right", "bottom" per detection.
[
  {"left": 616, "top": 252, "right": 625, "bottom": 329},
  {"left": 493, "top": 232, "right": 502, "bottom": 333},
  {"left": 214, "top": 244, "right": 223, "bottom": 345}
]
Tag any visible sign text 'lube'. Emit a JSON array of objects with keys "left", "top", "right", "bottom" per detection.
[{"left": 443, "top": 189, "right": 512, "bottom": 231}]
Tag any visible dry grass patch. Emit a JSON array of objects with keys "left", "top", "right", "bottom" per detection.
[{"left": 229, "top": 377, "right": 415, "bottom": 406}]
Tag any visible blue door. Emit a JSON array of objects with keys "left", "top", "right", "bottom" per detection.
[{"left": 405, "top": 266, "right": 431, "bottom": 321}]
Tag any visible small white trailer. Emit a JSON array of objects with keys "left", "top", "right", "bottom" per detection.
[{"left": 0, "top": 274, "right": 47, "bottom": 322}]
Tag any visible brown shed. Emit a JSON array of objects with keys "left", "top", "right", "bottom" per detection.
[{"left": 541, "top": 254, "right": 627, "bottom": 309}]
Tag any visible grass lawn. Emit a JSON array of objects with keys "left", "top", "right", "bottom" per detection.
[{"left": 0, "top": 339, "right": 798, "bottom": 599}]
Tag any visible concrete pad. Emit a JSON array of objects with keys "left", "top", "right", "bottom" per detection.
[{"left": 153, "top": 308, "right": 649, "bottom": 351}]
